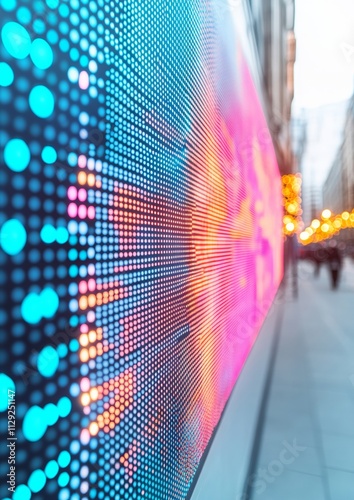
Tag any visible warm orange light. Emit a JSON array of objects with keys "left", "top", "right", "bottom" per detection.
[
  {"left": 300, "top": 232, "right": 309, "bottom": 241},
  {"left": 321, "top": 223, "right": 329, "bottom": 232},
  {"left": 81, "top": 394, "right": 90, "bottom": 406},
  {"left": 311, "top": 219, "right": 320, "bottom": 229},
  {"left": 89, "top": 422, "right": 99, "bottom": 436},
  {"left": 322, "top": 209, "right": 331, "bottom": 219},
  {"left": 342, "top": 211, "right": 350, "bottom": 220},
  {"left": 286, "top": 222, "right": 295, "bottom": 232}
]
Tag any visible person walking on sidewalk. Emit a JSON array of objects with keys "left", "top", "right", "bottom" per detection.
[{"left": 327, "top": 241, "right": 342, "bottom": 290}]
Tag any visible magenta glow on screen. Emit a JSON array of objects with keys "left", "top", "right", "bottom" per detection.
[{"left": 0, "top": 1, "right": 283, "bottom": 499}]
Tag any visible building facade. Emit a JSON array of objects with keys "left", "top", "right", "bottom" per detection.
[
  {"left": 323, "top": 97, "right": 354, "bottom": 214},
  {"left": 247, "top": 0, "right": 296, "bottom": 174}
]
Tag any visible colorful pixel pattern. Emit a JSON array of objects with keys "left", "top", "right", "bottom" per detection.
[{"left": 0, "top": 0, "right": 283, "bottom": 499}]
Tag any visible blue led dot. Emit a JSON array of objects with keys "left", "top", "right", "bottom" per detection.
[
  {"left": 56, "top": 227, "right": 69, "bottom": 244},
  {"left": 21, "top": 293, "right": 42, "bottom": 324},
  {"left": 23, "top": 405, "right": 47, "bottom": 442},
  {"left": 30, "top": 38, "right": 53, "bottom": 69},
  {"left": 29, "top": 85, "right": 54, "bottom": 118},
  {"left": 45, "top": 460, "right": 59, "bottom": 479},
  {"left": 41, "top": 145, "right": 57, "bottom": 164},
  {"left": 37, "top": 346, "right": 59, "bottom": 377},
  {"left": 16, "top": 6, "right": 32, "bottom": 24},
  {"left": 57, "top": 398, "right": 72, "bottom": 418},
  {"left": 40, "top": 288, "right": 59, "bottom": 318},
  {"left": 0, "top": 62, "right": 14, "bottom": 87},
  {"left": 58, "top": 450, "right": 71, "bottom": 468},
  {"left": 40, "top": 224, "right": 56, "bottom": 244},
  {"left": 0, "top": 219, "right": 27, "bottom": 255},
  {"left": 43, "top": 403, "right": 59, "bottom": 425},
  {"left": 28, "top": 469, "right": 46, "bottom": 493},
  {"left": 1, "top": 22, "right": 31, "bottom": 59},
  {"left": 13, "top": 485, "right": 31, "bottom": 500},
  {"left": 0, "top": 0, "right": 17, "bottom": 11},
  {"left": 0, "top": 373, "right": 15, "bottom": 412},
  {"left": 4, "top": 138, "right": 30, "bottom": 172}
]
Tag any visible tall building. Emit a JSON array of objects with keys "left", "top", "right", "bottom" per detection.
[
  {"left": 297, "top": 100, "right": 349, "bottom": 223},
  {"left": 247, "top": 0, "right": 296, "bottom": 174},
  {"left": 323, "top": 97, "right": 354, "bottom": 214}
]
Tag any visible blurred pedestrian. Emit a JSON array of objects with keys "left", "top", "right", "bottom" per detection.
[
  {"left": 312, "top": 244, "right": 327, "bottom": 277},
  {"left": 327, "top": 241, "right": 342, "bottom": 290}
]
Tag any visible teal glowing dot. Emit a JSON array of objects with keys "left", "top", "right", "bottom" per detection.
[
  {"left": 0, "top": 373, "right": 15, "bottom": 412},
  {"left": 28, "top": 469, "right": 46, "bottom": 493},
  {"left": 45, "top": 460, "right": 59, "bottom": 479},
  {"left": 58, "top": 450, "right": 71, "bottom": 468},
  {"left": 40, "top": 288, "right": 59, "bottom": 318},
  {"left": 56, "top": 227, "right": 69, "bottom": 244},
  {"left": 40, "top": 224, "right": 56, "bottom": 244},
  {"left": 17, "top": 6, "right": 32, "bottom": 24},
  {"left": 41, "top": 145, "right": 57, "bottom": 163},
  {"left": 23, "top": 406, "right": 48, "bottom": 442},
  {"left": 43, "top": 403, "right": 59, "bottom": 425},
  {"left": 21, "top": 293, "right": 42, "bottom": 324},
  {"left": 0, "top": 62, "right": 14, "bottom": 87},
  {"left": 0, "top": 219, "right": 27, "bottom": 255},
  {"left": 0, "top": 0, "right": 17, "bottom": 11},
  {"left": 37, "top": 346, "right": 59, "bottom": 377},
  {"left": 30, "top": 38, "right": 53, "bottom": 69},
  {"left": 1, "top": 22, "right": 31, "bottom": 59},
  {"left": 69, "top": 339, "right": 79, "bottom": 352},
  {"left": 29, "top": 85, "right": 54, "bottom": 118},
  {"left": 57, "top": 343, "right": 68, "bottom": 358},
  {"left": 58, "top": 472, "right": 70, "bottom": 487},
  {"left": 13, "top": 485, "right": 31, "bottom": 500},
  {"left": 46, "top": 0, "right": 59, "bottom": 8},
  {"left": 57, "top": 397, "right": 72, "bottom": 418},
  {"left": 4, "top": 138, "right": 30, "bottom": 172}
]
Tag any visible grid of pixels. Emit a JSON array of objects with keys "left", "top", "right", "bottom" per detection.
[{"left": 0, "top": 1, "right": 283, "bottom": 499}]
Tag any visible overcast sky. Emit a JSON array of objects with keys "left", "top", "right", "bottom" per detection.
[{"left": 294, "top": 0, "right": 354, "bottom": 109}]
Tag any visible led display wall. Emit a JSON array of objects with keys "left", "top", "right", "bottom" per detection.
[{"left": 0, "top": 0, "right": 283, "bottom": 499}]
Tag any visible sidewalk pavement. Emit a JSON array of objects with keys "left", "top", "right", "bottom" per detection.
[{"left": 249, "top": 257, "right": 354, "bottom": 500}]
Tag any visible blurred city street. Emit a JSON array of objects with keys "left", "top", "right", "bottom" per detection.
[
  {"left": 250, "top": 258, "right": 354, "bottom": 500},
  {"left": 1, "top": 1, "right": 354, "bottom": 499}
]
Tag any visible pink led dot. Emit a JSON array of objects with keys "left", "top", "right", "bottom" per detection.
[
  {"left": 78, "top": 188, "right": 87, "bottom": 202},
  {"left": 80, "top": 324, "right": 89, "bottom": 333},
  {"left": 67, "top": 186, "right": 77, "bottom": 200},
  {"left": 80, "top": 429, "right": 90, "bottom": 445},
  {"left": 87, "top": 206, "right": 95, "bottom": 219},
  {"left": 87, "top": 311, "right": 95, "bottom": 323},
  {"left": 79, "top": 71, "right": 89, "bottom": 90},
  {"left": 78, "top": 154, "right": 87, "bottom": 168},
  {"left": 78, "top": 204, "right": 87, "bottom": 219},
  {"left": 79, "top": 281, "right": 88, "bottom": 293},
  {"left": 68, "top": 203, "right": 78, "bottom": 218},
  {"left": 88, "top": 278, "right": 96, "bottom": 291},
  {"left": 81, "top": 377, "right": 90, "bottom": 391}
]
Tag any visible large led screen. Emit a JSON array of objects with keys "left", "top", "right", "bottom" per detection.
[{"left": 0, "top": 0, "right": 283, "bottom": 499}]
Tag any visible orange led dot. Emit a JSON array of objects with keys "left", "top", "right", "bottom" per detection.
[
  {"left": 80, "top": 334, "right": 88, "bottom": 347},
  {"left": 89, "top": 422, "right": 99, "bottom": 436},
  {"left": 88, "top": 330, "right": 96, "bottom": 342},
  {"left": 79, "top": 296, "right": 88, "bottom": 310},
  {"left": 81, "top": 394, "right": 90, "bottom": 406},
  {"left": 80, "top": 349, "right": 89, "bottom": 362}
]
